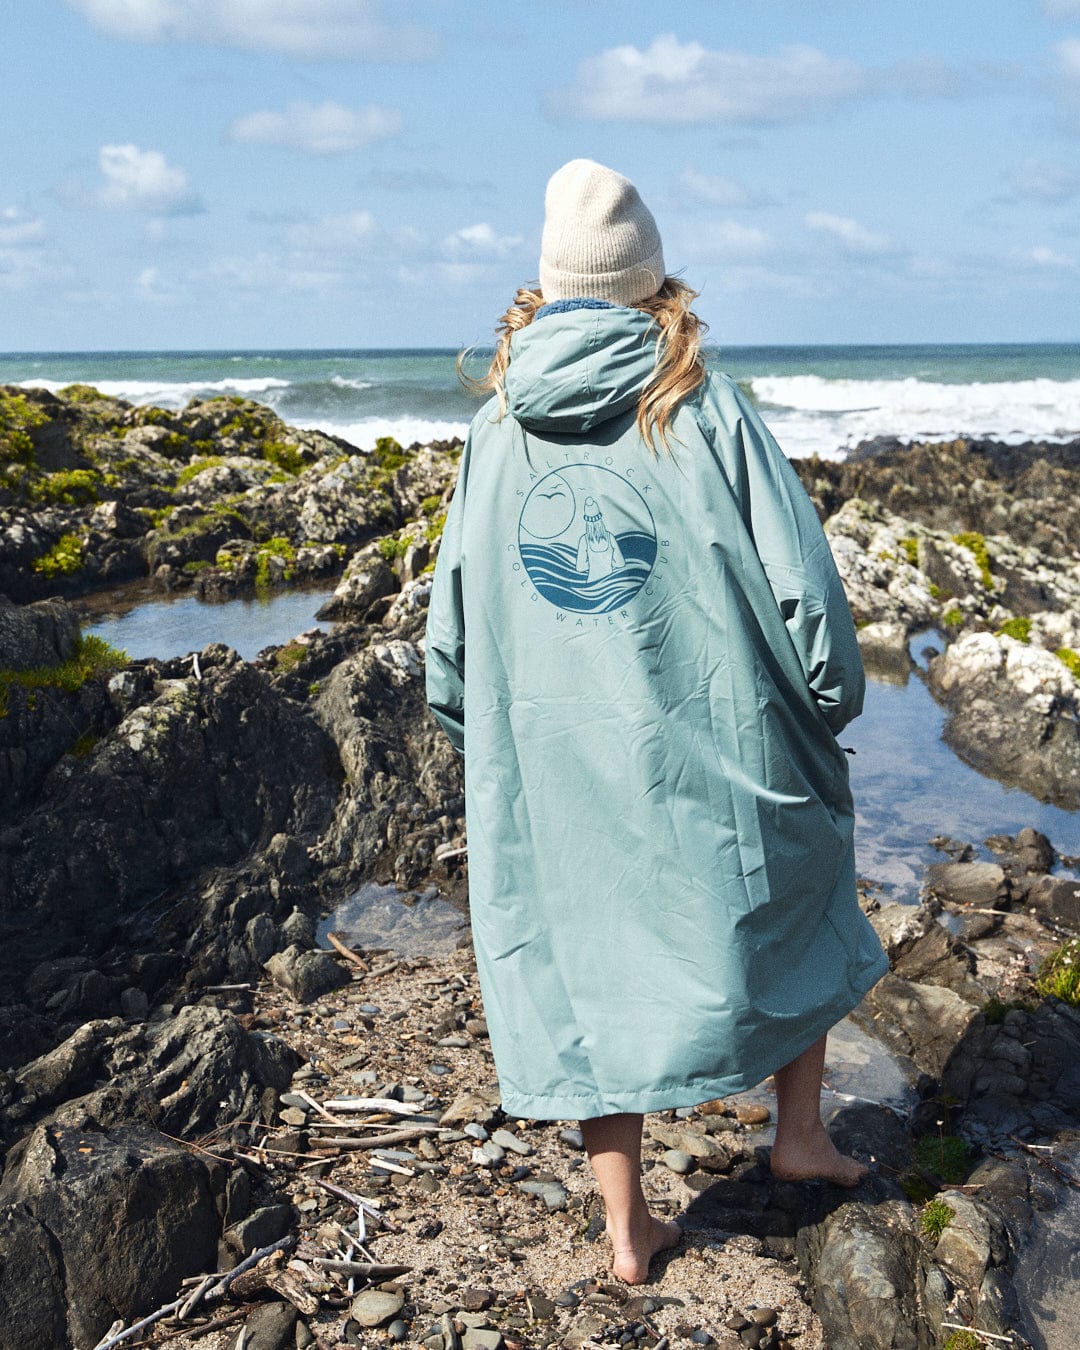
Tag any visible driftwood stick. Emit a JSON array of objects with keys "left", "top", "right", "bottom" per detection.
[
  {"left": 321, "top": 1097, "right": 427, "bottom": 1116},
  {"left": 316, "top": 1178, "right": 399, "bottom": 1232},
  {"left": 177, "top": 1272, "right": 217, "bottom": 1320},
  {"left": 93, "top": 1297, "right": 186, "bottom": 1350},
  {"left": 939, "top": 1326, "right": 1016, "bottom": 1345},
  {"left": 210, "top": 1236, "right": 297, "bottom": 1301},
  {"left": 204, "top": 983, "right": 255, "bottom": 993},
  {"left": 293, "top": 1087, "right": 347, "bottom": 1125},
  {"left": 311, "top": 1258, "right": 411, "bottom": 1279},
  {"left": 313, "top": 1125, "right": 439, "bottom": 1148},
  {"left": 325, "top": 931, "right": 370, "bottom": 970}
]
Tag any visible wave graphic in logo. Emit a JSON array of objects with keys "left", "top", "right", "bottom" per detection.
[{"left": 518, "top": 464, "right": 657, "bottom": 613}]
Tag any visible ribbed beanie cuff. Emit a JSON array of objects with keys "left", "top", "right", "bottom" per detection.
[{"left": 539, "top": 159, "right": 665, "bottom": 306}]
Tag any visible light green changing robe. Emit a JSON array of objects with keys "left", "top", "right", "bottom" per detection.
[{"left": 425, "top": 305, "right": 887, "bottom": 1121}]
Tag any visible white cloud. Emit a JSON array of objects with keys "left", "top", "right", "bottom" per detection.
[
  {"left": 1008, "top": 158, "right": 1079, "bottom": 201},
  {"left": 1057, "top": 36, "right": 1080, "bottom": 79},
  {"left": 286, "top": 210, "right": 378, "bottom": 250},
  {"left": 1029, "top": 245, "right": 1077, "bottom": 270},
  {"left": 443, "top": 223, "right": 524, "bottom": 258},
  {"left": 0, "top": 206, "right": 45, "bottom": 246},
  {"left": 227, "top": 101, "right": 402, "bottom": 155},
  {"left": 677, "top": 167, "right": 756, "bottom": 209},
  {"left": 550, "top": 35, "right": 865, "bottom": 124},
  {"left": 97, "top": 144, "right": 203, "bottom": 215},
  {"left": 692, "top": 220, "right": 772, "bottom": 258},
  {"left": 806, "top": 211, "right": 892, "bottom": 254},
  {"left": 66, "top": 0, "right": 436, "bottom": 60},
  {"left": 1043, "top": 0, "right": 1080, "bottom": 18}
]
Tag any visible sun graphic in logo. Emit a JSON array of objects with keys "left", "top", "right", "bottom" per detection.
[{"left": 518, "top": 464, "right": 657, "bottom": 614}]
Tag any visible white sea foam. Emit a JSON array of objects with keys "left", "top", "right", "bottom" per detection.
[
  {"left": 295, "top": 415, "right": 469, "bottom": 450},
  {"left": 18, "top": 376, "right": 291, "bottom": 406},
  {"left": 329, "top": 375, "right": 374, "bottom": 390},
  {"left": 752, "top": 375, "right": 1080, "bottom": 460}
]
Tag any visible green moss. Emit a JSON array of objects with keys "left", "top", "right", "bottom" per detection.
[
  {"left": 29, "top": 468, "right": 102, "bottom": 506},
  {"left": 996, "top": 616, "right": 1032, "bottom": 643},
  {"left": 419, "top": 558, "right": 436, "bottom": 575},
  {"left": 176, "top": 455, "right": 226, "bottom": 486},
  {"left": 424, "top": 512, "right": 447, "bottom": 543},
  {"left": 308, "top": 680, "right": 321, "bottom": 697},
  {"left": 0, "top": 634, "right": 128, "bottom": 719},
  {"left": 58, "top": 383, "right": 104, "bottom": 404},
  {"left": 0, "top": 390, "right": 48, "bottom": 465},
  {"left": 1035, "top": 938, "right": 1080, "bottom": 1007},
  {"left": 912, "top": 1134, "right": 972, "bottom": 1184},
  {"left": 876, "top": 549, "right": 896, "bottom": 563},
  {"left": 142, "top": 505, "right": 174, "bottom": 528},
  {"left": 942, "top": 1333, "right": 983, "bottom": 1350},
  {"left": 928, "top": 582, "right": 943, "bottom": 600},
  {"left": 32, "top": 533, "right": 84, "bottom": 577},
  {"left": 919, "top": 1198, "right": 952, "bottom": 1242},
  {"left": 220, "top": 408, "right": 274, "bottom": 441},
  {"left": 980, "top": 996, "right": 1029, "bottom": 1024},
  {"left": 161, "top": 431, "right": 188, "bottom": 455},
  {"left": 262, "top": 439, "right": 305, "bottom": 475},
  {"left": 182, "top": 559, "right": 213, "bottom": 574},
  {"left": 372, "top": 435, "right": 408, "bottom": 468},
  {"left": 899, "top": 536, "right": 919, "bottom": 567},
  {"left": 943, "top": 607, "right": 964, "bottom": 628},
  {"left": 952, "top": 531, "right": 993, "bottom": 590},
  {"left": 272, "top": 641, "right": 308, "bottom": 672},
  {"left": 192, "top": 439, "right": 217, "bottom": 456},
  {"left": 378, "top": 535, "right": 410, "bottom": 562},
  {"left": 420, "top": 494, "right": 443, "bottom": 515},
  {"left": 1056, "top": 647, "right": 1080, "bottom": 680},
  {"left": 70, "top": 732, "right": 98, "bottom": 757},
  {"left": 254, "top": 536, "right": 296, "bottom": 588},
  {"left": 138, "top": 406, "right": 174, "bottom": 425}
]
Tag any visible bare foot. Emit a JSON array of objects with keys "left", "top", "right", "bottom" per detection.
[
  {"left": 607, "top": 1214, "right": 682, "bottom": 1285},
  {"left": 770, "top": 1127, "right": 869, "bottom": 1188}
]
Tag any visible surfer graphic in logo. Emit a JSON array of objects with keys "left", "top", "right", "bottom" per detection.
[{"left": 518, "top": 464, "right": 657, "bottom": 613}]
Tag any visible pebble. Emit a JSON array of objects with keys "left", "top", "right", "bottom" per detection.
[
  {"left": 559, "top": 1127, "right": 585, "bottom": 1150},
  {"left": 734, "top": 1103, "right": 771, "bottom": 1126},
  {"left": 554, "top": 1291, "right": 580, "bottom": 1309},
  {"left": 357, "top": 1004, "right": 382, "bottom": 1016},
  {"left": 350, "top": 1289, "right": 405, "bottom": 1327},
  {"left": 750, "top": 1308, "right": 778, "bottom": 1327},
  {"left": 460, "top": 1288, "right": 496, "bottom": 1312},
  {"left": 690, "top": 1331, "right": 712, "bottom": 1345},
  {"left": 278, "top": 1092, "right": 310, "bottom": 1110},
  {"left": 674, "top": 1107, "right": 696, "bottom": 1118},
  {"left": 461, "top": 1330, "right": 503, "bottom": 1350},
  {"left": 387, "top": 1319, "right": 408, "bottom": 1343},
  {"left": 662, "top": 1149, "right": 696, "bottom": 1175},
  {"left": 472, "top": 1147, "right": 495, "bottom": 1168},
  {"left": 481, "top": 1140, "right": 505, "bottom": 1163},
  {"left": 430, "top": 1063, "right": 451, "bottom": 1075},
  {"left": 332, "top": 1017, "right": 350, "bottom": 1030},
  {"left": 464, "top": 1123, "right": 489, "bottom": 1141},
  {"left": 491, "top": 1128, "right": 534, "bottom": 1156},
  {"left": 279, "top": 1107, "right": 307, "bottom": 1127},
  {"left": 516, "top": 1179, "right": 568, "bottom": 1211},
  {"left": 465, "top": 1018, "right": 489, "bottom": 1037}
]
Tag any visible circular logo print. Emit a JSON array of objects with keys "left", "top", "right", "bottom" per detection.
[{"left": 518, "top": 463, "right": 657, "bottom": 613}]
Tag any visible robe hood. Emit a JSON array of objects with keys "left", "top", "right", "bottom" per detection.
[{"left": 503, "top": 306, "right": 660, "bottom": 434}]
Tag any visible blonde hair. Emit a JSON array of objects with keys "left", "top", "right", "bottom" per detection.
[{"left": 457, "top": 277, "right": 708, "bottom": 455}]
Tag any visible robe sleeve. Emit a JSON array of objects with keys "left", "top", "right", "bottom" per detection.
[
  {"left": 424, "top": 461, "right": 467, "bottom": 756},
  {"left": 699, "top": 374, "right": 865, "bottom": 735}
]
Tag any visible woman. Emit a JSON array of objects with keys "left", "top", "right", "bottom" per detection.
[{"left": 424, "top": 159, "right": 888, "bottom": 1285}]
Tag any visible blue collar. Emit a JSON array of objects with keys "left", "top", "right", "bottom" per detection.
[{"left": 535, "top": 297, "right": 617, "bottom": 320}]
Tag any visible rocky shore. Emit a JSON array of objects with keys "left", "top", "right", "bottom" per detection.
[{"left": 1, "top": 388, "right": 1080, "bottom": 1350}]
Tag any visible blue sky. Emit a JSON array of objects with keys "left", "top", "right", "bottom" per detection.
[{"left": 2, "top": 0, "right": 1079, "bottom": 350}]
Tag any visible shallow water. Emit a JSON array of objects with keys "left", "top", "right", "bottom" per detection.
[{"left": 77, "top": 578, "right": 337, "bottom": 662}]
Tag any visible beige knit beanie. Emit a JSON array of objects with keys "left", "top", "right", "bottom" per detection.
[{"left": 539, "top": 159, "right": 665, "bottom": 306}]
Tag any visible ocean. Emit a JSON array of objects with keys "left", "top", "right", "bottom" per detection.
[
  {"left": 2, "top": 340, "right": 1080, "bottom": 461},
  {"left": 3, "top": 343, "right": 1080, "bottom": 461}
]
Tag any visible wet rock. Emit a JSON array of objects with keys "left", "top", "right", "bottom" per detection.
[
  {"left": 856, "top": 621, "right": 913, "bottom": 682},
  {"left": 1025, "top": 875, "right": 1080, "bottom": 929},
  {"left": 928, "top": 633, "right": 1080, "bottom": 808},
  {"left": 0, "top": 1122, "right": 221, "bottom": 1350},
  {"left": 857, "top": 972, "right": 976, "bottom": 1076},
  {"left": 925, "top": 861, "right": 1010, "bottom": 910},
  {"left": 264, "top": 945, "right": 351, "bottom": 1004}
]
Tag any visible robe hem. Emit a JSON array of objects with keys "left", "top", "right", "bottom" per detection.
[{"left": 494, "top": 952, "right": 890, "bottom": 1122}]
